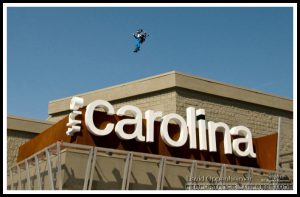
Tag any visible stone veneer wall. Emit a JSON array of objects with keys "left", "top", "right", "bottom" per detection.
[
  {"left": 111, "top": 88, "right": 177, "bottom": 116},
  {"left": 279, "top": 117, "right": 293, "bottom": 169},
  {"left": 175, "top": 88, "right": 293, "bottom": 169},
  {"left": 7, "top": 130, "right": 38, "bottom": 168}
]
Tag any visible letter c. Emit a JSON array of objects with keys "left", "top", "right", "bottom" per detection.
[{"left": 85, "top": 100, "right": 115, "bottom": 136}]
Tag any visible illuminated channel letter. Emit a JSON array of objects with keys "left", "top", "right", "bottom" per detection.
[
  {"left": 160, "top": 113, "right": 188, "bottom": 147},
  {"left": 145, "top": 110, "right": 163, "bottom": 142},
  {"left": 85, "top": 100, "right": 115, "bottom": 136},
  {"left": 230, "top": 126, "right": 257, "bottom": 158},
  {"left": 208, "top": 121, "right": 232, "bottom": 154},
  {"left": 66, "top": 97, "right": 84, "bottom": 136},
  {"left": 115, "top": 105, "right": 145, "bottom": 142}
]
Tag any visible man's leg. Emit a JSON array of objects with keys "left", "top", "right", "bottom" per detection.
[{"left": 134, "top": 40, "right": 141, "bottom": 52}]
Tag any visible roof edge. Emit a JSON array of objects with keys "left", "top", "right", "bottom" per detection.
[
  {"left": 48, "top": 71, "right": 293, "bottom": 115},
  {"left": 49, "top": 71, "right": 177, "bottom": 104},
  {"left": 7, "top": 115, "right": 54, "bottom": 134}
]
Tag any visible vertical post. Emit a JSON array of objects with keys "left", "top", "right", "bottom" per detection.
[
  {"left": 17, "top": 164, "right": 21, "bottom": 190},
  {"left": 156, "top": 157, "right": 166, "bottom": 190},
  {"left": 121, "top": 152, "right": 133, "bottom": 190},
  {"left": 25, "top": 159, "right": 31, "bottom": 190},
  {"left": 88, "top": 148, "right": 98, "bottom": 190},
  {"left": 83, "top": 148, "right": 94, "bottom": 190},
  {"left": 125, "top": 153, "right": 133, "bottom": 190},
  {"left": 276, "top": 117, "right": 281, "bottom": 171},
  {"left": 219, "top": 164, "right": 226, "bottom": 186},
  {"left": 9, "top": 168, "right": 14, "bottom": 190},
  {"left": 247, "top": 168, "right": 253, "bottom": 185},
  {"left": 45, "top": 149, "right": 54, "bottom": 190},
  {"left": 187, "top": 161, "right": 197, "bottom": 190},
  {"left": 272, "top": 171, "right": 279, "bottom": 189},
  {"left": 34, "top": 155, "right": 42, "bottom": 190},
  {"left": 56, "top": 142, "right": 62, "bottom": 190},
  {"left": 190, "top": 161, "right": 197, "bottom": 179}
]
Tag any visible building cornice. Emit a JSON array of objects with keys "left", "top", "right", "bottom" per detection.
[
  {"left": 7, "top": 115, "right": 54, "bottom": 134},
  {"left": 48, "top": 71, "right": 292, "bottom": 115}
]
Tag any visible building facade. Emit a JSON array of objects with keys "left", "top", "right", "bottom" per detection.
[{"left": 7, "top": 71, "right": 293, "bottom": 190}]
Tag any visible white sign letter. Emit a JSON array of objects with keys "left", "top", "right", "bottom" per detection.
[
  {"left": 230, "top": 126, "right": 256, "bottom": 158},
  {"left": 115, "top": 105, "right": 145, "bottom": 142},
  {"left": 186, "top": 107, "right": 197, "bottom": 149},
  {"left": 196, "top": 109, "right": 207, "bottom": 150},
  {"left": 66, "top": 97, "right": 84, "bottom": 136},
  {"left": 145, "top": 110, "right": 162, "bottom": 142},
  {"left": 160, "top": 113, "right": 188, "bottom": 147},
  {"left": 208, "top": 121, "right": 232, "bottom": 154},
  {"left": 85, "top": 100, "right": 115, "bottom": 136}
]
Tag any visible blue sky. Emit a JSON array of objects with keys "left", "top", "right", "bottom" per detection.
[{"left": 6, "top": 5, "right": 294, "bottom": 120}]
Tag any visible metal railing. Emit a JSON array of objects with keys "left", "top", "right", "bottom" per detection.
[{"left": 7, "top": 141, "right": 293, "bottom": 190}]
